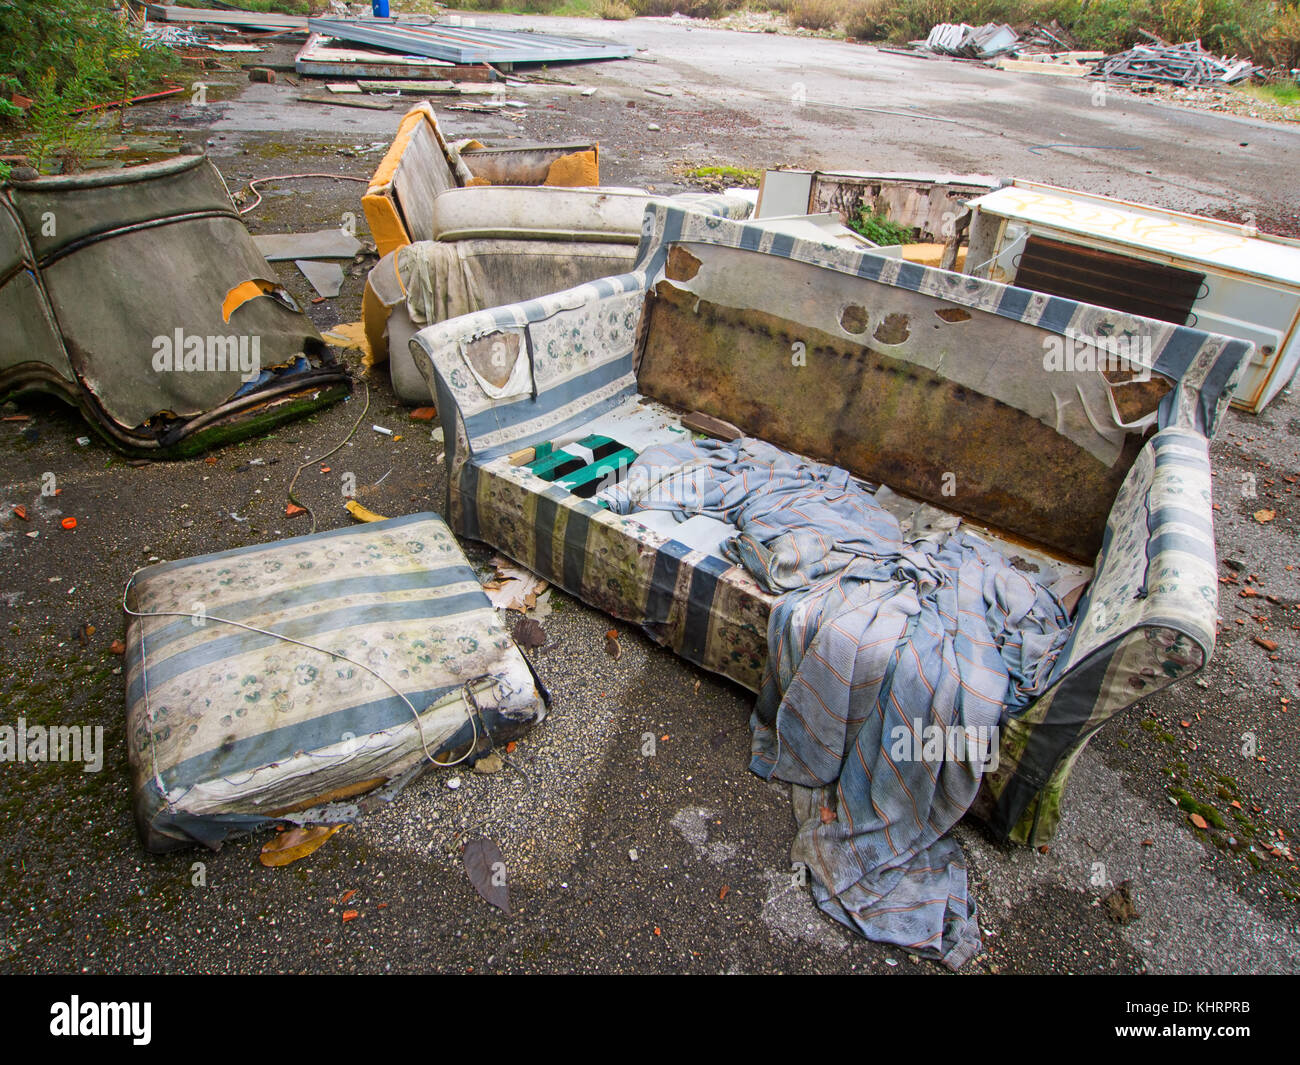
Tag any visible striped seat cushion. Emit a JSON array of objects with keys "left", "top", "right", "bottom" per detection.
[{"left": 124, "top": 512, "right": 544, "bottom": 852}]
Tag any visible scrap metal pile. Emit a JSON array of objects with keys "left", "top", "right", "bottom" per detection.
[
  {"left": 1091, "top": 37, "right": 1261, "bottom": 86},
  {"left": 923, "top": 22, "right": 1020, "bottom": 59}
]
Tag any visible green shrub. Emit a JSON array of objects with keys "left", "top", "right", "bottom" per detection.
[
  {"left": 789, "top": 0, "right": 843, "bottom": 31},
  {"left": 849, "top": 206, "right": 916, "bottom": 245}
]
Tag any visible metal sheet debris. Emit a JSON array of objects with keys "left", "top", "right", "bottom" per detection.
[
  {"left": 924, "top": 22, "right": 1020, "bottom": 59},
  {"left": 295, "top": 32, "right": 456, "bottom": 79},
  {"left": 1090, "top": 36, "right": 1259, "bottom": 85},
  {"left": 295, "top": 259, "right": 345, "bottom": 298},
  {"left": 143, "top": 4, "right": 310, "bottom": 31},
  {"left": 306, "top": 18, "right": 634, "bottom": 65},
  {"left": 253, "top": 228, "right": 363, "bottom": 261}
]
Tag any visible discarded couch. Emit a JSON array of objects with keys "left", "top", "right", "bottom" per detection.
[
  {"left": 0, "top": 155, "right": 349, "bottom": 456},
  {"left": 409, "top": 203, "right": 1249, "bottom": 961},
  {"left": 359, "top": 103, "right": 751, "bottom": 404},
  {"left": 125, "top": 512, "right": 547, "bottom": 852}
]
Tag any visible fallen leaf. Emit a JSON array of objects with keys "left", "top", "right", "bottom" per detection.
[
  {"left": 482, "top": 557, "right": 547, "bottom": 612},
  {"left": 340, "top": 889, "right": 357, "bottom": 904},
  {"left": 819, "top": 804, "right": 835, "bottom": 824},
  {"left": 463, "top": 837, "right": 510, "bottom": 914},
  {"left": 410, "top": 407, "right": 437, "bottom": 421},
  {"left": 1253, "top": 636, "right": 1279, "bottom": 652},
  {"left": 513, "top": 617, "right": 545, "bottom": 648},
  {"left": 322, "top": 320, "right": 369, "bottom": 356},
  {"left": 258, "top": 824, "right": 344, "bottom": 867},
  {"left": 1190, "top": 813, "right": 1208, "bottom": 830},
  {"left": 605, "top": 633, "right": 621, "bottom": 660},
  {"left": 285, "top": 503, "right": 306, "bottom": 517},
  {"left": 341, "top": 909, "right": 359, "bottom": 923},
  {"left": 1253, "top": 509, "right": 1275, "bottom": 523},
  {"left": 11, "top": 505, "right": 28, "bottom": 521},
  {"left": 109, "top": 639, "right": 126, "bottom": 655},
  {"left": 719, "top": 885, "right": 729, "bottom": 900}
]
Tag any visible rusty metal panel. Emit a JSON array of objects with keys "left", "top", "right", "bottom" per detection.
[{"left": 307, "top": 18, "right": 633, "bottom": 65}]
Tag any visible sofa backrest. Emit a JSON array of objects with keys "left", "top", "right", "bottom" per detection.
[{"left": 632, "top": 208, "right": 1251, "bottom": 562}]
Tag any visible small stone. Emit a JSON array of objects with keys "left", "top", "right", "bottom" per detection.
[
  {"left": 628, "top": 848, "right": 639, "bottom": 862},
  {"left": 472, "top": 752, "right": 503, "bottom": 775},
  {"left": 647, "top": 123, "right": 660, "bottom": 131},
  {"left": 446, "top": 777, "right": 461, "bottom": 790}
]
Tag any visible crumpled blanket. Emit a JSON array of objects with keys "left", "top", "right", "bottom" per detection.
[{"left": 605, "top": 437, "right": 1072, "bottom": 967}]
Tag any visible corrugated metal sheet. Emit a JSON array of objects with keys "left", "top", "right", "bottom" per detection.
[{"left": 306, "top": 18, "right": 634, "bottom": 65}]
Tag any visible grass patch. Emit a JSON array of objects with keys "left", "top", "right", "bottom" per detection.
[
  {"left": 849, "top": 206, "right": 916, "bottom": 245},
  {"left": 789, "top": 0, "right": 844, "bottom": 31},
  {"left": 1236, "top": 80, "right": 1300, "bottom": 109},
  {"left": 1169, "top": 786, "right": 1227, "bottom": 829},
  {"left": 686, "top": 164, "right": 762, "bottom": 186}
]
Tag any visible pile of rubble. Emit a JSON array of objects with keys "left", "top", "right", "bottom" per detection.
[{"left": 1091, "top": 36, "right": 1260, "bottom": 86}]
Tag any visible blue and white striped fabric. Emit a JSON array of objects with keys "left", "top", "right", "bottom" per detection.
[
  {"left": 124, "top": 513, "right": 546, "bottom": 853},
  {"left": 607, "top": 437, "right": 1070, "bottom": 967}
]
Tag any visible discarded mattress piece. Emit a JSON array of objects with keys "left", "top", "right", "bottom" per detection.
[
  {"left": 124, "top": 512, "right": 547, "bottom": 853},
  {"left": 603, "top": 435, "right": 1071, "bottom": 967},
  {"left": 360, "top": 103, "right": 751, "bottom": 404},
  {"left": 964, "top": 180, "right": 1300, "bottom": 412},
  {"left": 410, "top": 203, "right": 1249, "bottom": 957},
  {"left": 0, "top": 155, "right": 349, "bottom": 455}
]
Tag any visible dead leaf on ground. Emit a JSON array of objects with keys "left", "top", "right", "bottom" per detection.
[
  {"left": 1253, "top": 509, "right": 1276, "bottom": 523},
  {"left": 1102, "top": 880, "right": 1140, "bottom": 925},
  {"left": 513, "top": 617, "right": 546, "bottom": 648},
  {"left": 482, "top": 555, "right": 548, "bottom": 612},
  {"left": 605, "top": 632, "right": 621, "bottom": 660},
  {"left": 463, "top": 837, "right": 510, "bottom": 914},
  {"left": 819, "top": 804, "right": 836, "bottom": 824},
  {"left": 1189, "top": 813, "right": 1209, "bottom": 830},
  {"left": 258, "top": 824, "right": 344, "bottom": 867}
]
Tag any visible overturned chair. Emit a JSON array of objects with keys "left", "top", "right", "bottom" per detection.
[
  {"left": 0, "top": 155, "right": 349, "bottom": 456},
  {"left": 359, "top": 103, "right": 752, "bottom": 403}
]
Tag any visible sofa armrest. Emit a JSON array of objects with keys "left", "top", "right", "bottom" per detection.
[
  {"left": 407, "top": 272, "right": 649, "bottom": 532},
  {"left": 979, "top": 425, "right": 1219, "bottom": 842}
]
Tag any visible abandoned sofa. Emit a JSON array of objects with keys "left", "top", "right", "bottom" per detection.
[
  {"left": 409, "top": 203, "right": 1249, "bottom": 963},
  {"left": 359, "top": 103, "right": 751, "bottom": 403},
  {"left": 124, "top": 512, "right": 547, "bottom": 853},
  {"left": 0, "top": 155, "right": 349, "bottom": 456}
]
